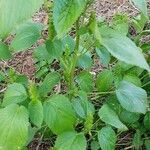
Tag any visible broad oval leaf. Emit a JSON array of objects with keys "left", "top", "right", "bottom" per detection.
[
  {"left": 98, "top": 126, "right": 117, "bottom": 150},
  {"left": 116, "top": 81, "right": 148, "bottom": 114},
  {"left": 0, "top": 42, "right": 11, "bottom": 60},
  {"left": 43, "top": 95, "right": 77, "bottom": 134},
  {"left": 96, "top": 69, "right": 114, "bottom": 92},
  {"left": 100, "top": 27, "right": 150, "bottom": 71},
  {"left": 76, "top": 71, "right": 94, "bottom": 92},
  {"left": 11, "top": 22, "right": 42, "bottom": 51},
  {"left": 39, "top": 72, "right": 60, "bottom": 96},
  {"left": 2, "top": 83, "right": 27, "bottom": 107},
  {"left": 54, "top": 131, "right": 87, "bottom": 150},
  {"left": 0, "top": 0, "right": 43, "bottom": 39},
  {"left": 28, "top": 100, "right": 43, "bottom": 128},
  {"left": 98, "top": 104, "right": 127, "bottom": 131},
  {"left": 0, "top": 104, "right": 29, "bottom": 150},
  {"left": 53, "top": 0, "right": 88, "bottom": 38}
]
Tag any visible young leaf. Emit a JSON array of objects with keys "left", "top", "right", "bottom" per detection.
[
  {"left": 98, "top": 104, "right": 127, "bottom": 131},
  {"left": 33, "top": 44, "right": 53, "bottom": 63},
  {"left": 0, "top": 104, "right": 29, "bottom": 150},
  {"left": 3, "top": 83, "right": 27, "bottom": 107},
  {"left": 116, "top": 81, "right": 148, "bottom": 114},
  {"left": 46, "top": 39, "right": 64, "bottom": 59},
  {"left": 96, "top": 69, "right": 113, "bottom": 92},
  {"left": 43, "top": 95, "right": 76, "bottom": 134},
  {"left": 28, "top": 100, "right": 43, "bottom": 128},
  {"left": 144, "top": 112, "right": 150, "bottom": 130},
  {"left": 39, "top": 72, "right": 60, "bottom": 96},
  {"left": 77, "top": 51, "right": 93, "bottom": 69},
  {"left": 119, "top": 110, "right": 140, "bottom": 124},
  {"left": 133, "top": 130, "right": 142, "bottom": 150},
  {"left": 96, "top": 46, "right": 111, "bottom": 67},
  {"left": 11, "top": 23, "right": 42, "bottom": 51},
  {"left": 98, "top": 126, "right": 117, "bottom": 150},
  {"left": 100, "top": 27, "right": 150, "bottom": 71},
  {"left": 76, "top": 71, "right": 93, "bottom": 93},
  {"left": 53, "top": 0, "right": 88, "bottom": 38},
  {"left": 54, "top": 132, "right": 87, "bottom": 150},
  {"left": 131, "top": 0, "right": 148, "bottom": 18},
  {"left": 0, "top": 42, "right": 11, "bottom": 60},
  {"left": 0, "top": 0, "right": 43, "bottom": 39}
]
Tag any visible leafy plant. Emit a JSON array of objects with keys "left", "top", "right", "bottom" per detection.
[{"left": 0, "top": 0, "right": 149, "bottom": 149}]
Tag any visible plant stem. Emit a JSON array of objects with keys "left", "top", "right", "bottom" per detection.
[{"left": 68, "top": 19, "right": 80, "bottom": 92}]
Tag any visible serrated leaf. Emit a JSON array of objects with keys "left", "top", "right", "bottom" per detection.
[
  {"left": 53, "top": 0, "right": 88, "bottom": 38},
  {"left": 98, "top": 104, "right": 127, "bottom": 131},
  {"left": 76, "top": 71, "right": 93, "bottom": 92},
  {"left": 11, "top": 22, "right": 42, "bottom": 51},
  {"left": 98, "top": 126, "right": 117, "bottom": 150},
  {"left": 54, "top": 132, "right": 87, "bottom": 150},
  {"left": 116, "top": 81, "right": 148, "bottom": 114},
  {"left": 28, "top": 100, "right": 43, "bottom": 128},
  {"left": 43, "top": 95, "right": 76, "bottom": 134},
  {"left": 96, "top": 69, "right": 113, "bottom": 92},
  {"left": 39, "top": 72, "right": 60, "bottom": 96},
  {"left": 0, "top": 0, "right": 43, "bottom": 39},
  {"left": 3, "top": 83, "right": 27, "bottom": 107},
  {"left": 0, "top": 42, "right": 11, "bottom": 60},
  {"left": 100, "top": 27, "right": 150, "bottom": 71},
  {"left": 0, "top": 104, "right": 29, "bottom": 150}
]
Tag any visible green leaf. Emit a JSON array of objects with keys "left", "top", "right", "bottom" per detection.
[
  {"left": 96, "top": 46, "right": 111, "bottom": 67},
  {"left": 33, "top": 44, "right": 53, "bottom": 63},
  {"left": 98, "top": 126, "right": 117, "bottom": 150},
  {"left": 123, "top": 74, "right": 142, "bottom": 87},
  {"left": 144, "top": 112, "right": 150, "bottom": 130},
  {"left": 11, "top": 22, "right": 42, "bottom": 51},
  {"left": 133, "top": 130, "right": 142, "bottom": 150},
  {"left": 96, "top": 69, "right": 113, "bottom": 92},
  {"left": 39, "top": 72, "right": 60, "bottom": 96},
  {"left": 0, "top": 0, "right": 43, "bottom": 39},
  {"left": 54, "top": 131, "right": 87, "bottom": 150},
  {"left": 116, "top": 81, "right": 148, "bottom": 114},
  {"left": 53, "top": 0, "right": 88, "bottom": 38},
  {"left": 111, "top": 14, "right": 129, "bottom": 35},
  {"left": 0, "top": 104, "right": 29, "bottom": 150},
  {"left": 100, "top": 27, "right": 150, "bottom": 71},
  {"left": 46, "top": 39, "right": 64, "bottom": 59},
  {"left": 77, "top": 51, "right": 93, "bottom": 69},
  {"left": 43, "top": 95, "right": 76, "bottom": 134},
  {"left": 98, "top": 104, "right": 127, "bottom": 131},
  {"left": 145, "top": 139, "right": 150, "bottom": 150},
  {"left": 0, "top": 42, "right": 11, "bottom": 60},
  {"left": 91, "top": 141, "right": 100, "bottom": 150},
  {"left": 131, "top": 0, "right": 148, "bottom": 18},
  {"left": 76, "top": 71, "right": 93, "bottom": 92},
  {"left": 72, "top": 91, "right": 95, "bottom": 119},
  {"left": 28, "top": 100, "right": 43, "bottom": 128},
  {"left": 119, "top": 110, "right": 140, "bottom": 124},
  {"left": 3, "top": 83, "right": 27, "bottom": 107}
]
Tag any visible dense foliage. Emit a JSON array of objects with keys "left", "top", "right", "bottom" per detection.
[{"left": 0, "top": 0, "right": 150, "bottom": 149}]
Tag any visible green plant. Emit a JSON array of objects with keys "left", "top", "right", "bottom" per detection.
[{"left": 0, "top": 0, "right": 150, "bottom": 149}]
